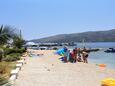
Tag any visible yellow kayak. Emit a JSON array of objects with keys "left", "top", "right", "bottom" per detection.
[{"left": 101, "top": 78, "right": 115, "bottom": 86}]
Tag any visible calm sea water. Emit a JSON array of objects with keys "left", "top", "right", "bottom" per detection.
[
  {"left": 70, "top": 42, "right": 115, "bottom": 69},
  {"left": 76, "top": 42, "right": 115, "bottom": 48},
  {"left": 89, "top": 50, "right": 115, "bottom": 69}
]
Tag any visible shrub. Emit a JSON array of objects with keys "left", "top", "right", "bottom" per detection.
[
  {"left": 0, "top": 62, "right": 16, "bottom": 85},
  {"left": 0, "top": 62, "right": 10, "bottom": 85},
  {"left": 3, "top": 53, "right": 21, "bottom": 62},
  {"left": 0, "top": 62, "right": 10, "bottom": 74},
  {"left": 0, "top": 75, "right": 8, "bottom": 85},
  {"left": 4, "top": 48, "right": 26, "bottom": 55},
  {"left": 0, "top": 48, "right": 4, "bottom": 62}
]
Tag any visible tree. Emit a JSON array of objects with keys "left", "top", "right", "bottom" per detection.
[
  {"left": 0, "top": 25, "right": 15, "bottom": 45},
  {"left": 12, "top": 30, "right": 25, "bottom": 49}
]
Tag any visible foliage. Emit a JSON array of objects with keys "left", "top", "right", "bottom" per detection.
[
  {"left": 0, "top": 25, "right": 16, "bottom": 45},
  {"left": 0, "top": 47, "right": 26, "bottom": 62},
  {"left": 0, "top": 62, "right": 16, "bottom": 85},
  {"left": 3, "top": 53, "right": 21, "bottom": 62},
  {"left": 0, "top": 62, "right": 16, "bottom": 74},
  {"left": 0, "top": 62, "right": 10, "bottom": 85},
  {"left": 0, "top": 48, "right": 4, "bottom": 62},
  {"left": 2, "top": 48, "right": 26, "bottom": 62},
  {"left": 0, "top": 24, "right": 25, "bottom": 49},
  {"left": 0, "top": 75, "right": 8, "bottom": 85},
  {"left": 0, "top": 62, "right": 10, "bottom": 74},
  {"left": 0, "top": 24, "right": 25, "bottom": 84},
  {"left": 12, "top": 32, "right": 25, "bottom": 49},
  {"left": 3, "top": 48, "right": 26, "bottom": 55}
]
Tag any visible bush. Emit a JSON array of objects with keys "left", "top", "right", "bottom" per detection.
[
  {"left": 0, "top": 75, "right": 8, "bottom": 85},
  {"left": 0, "top": 48, "right": 4, "bottom": 62},
  {"left": 0, "top": 62, "right": 10, "bottom": 74},
  {"left": 0, "top": 62, "right": 16, "bottom": 85},
  {"left": 4, "top": 48, "right": 26, "bottom": 55},
  {"left": 3, "top": 53, "right": 21, "bottom": 62}
]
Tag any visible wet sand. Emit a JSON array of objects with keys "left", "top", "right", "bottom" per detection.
[{"left": 14, "top": 50, "right": 115, "bottom": 86}]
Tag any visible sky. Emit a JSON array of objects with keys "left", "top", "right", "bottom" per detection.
[{"left": 0, "top": 0, "right": 115, "bottom": 40}]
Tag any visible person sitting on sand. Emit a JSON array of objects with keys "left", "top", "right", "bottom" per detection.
[{"left": 82, "top": 51, "right": 88, "bottom": 63}]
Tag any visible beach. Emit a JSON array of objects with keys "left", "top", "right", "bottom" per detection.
[{"left": 14, "top": 50, "right": 115, "bottom": 86}]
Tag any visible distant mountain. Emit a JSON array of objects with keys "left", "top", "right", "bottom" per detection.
[{"left": 30, "top": 29, "right": 115, "bottom": 43}]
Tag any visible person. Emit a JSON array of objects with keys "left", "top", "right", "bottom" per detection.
[
  {"left": 77, "top": 55, "right": 82, "bottom": 62},
  {"left": 75, "top": 47, "right": 78, "bottom": 59},
  {"left": 63, "top": 47, "right": 68, "bottom": 52},
  {"left": 82, "top": 51, "right": 88, "bottom": 63},
  {"left": 66, "top": 50, "right": 70, "bottom": 62},
  {"left": 83, "top": 47, "right": 87, "bottom": 52},
  {"left": 63, "top": 48, "right": 69, "bottom": 63},
  {"left": 69, "top": 51, "right": 74, "bottom": 63},
  {"left": 77, "top": 48, "right": 81, "bottom": 57},
  {"left": 76, "top": 48, "right": 82, "bottom": 62},
  {"left": 71, "top": 49, "right": 77, "bottom": 63}
]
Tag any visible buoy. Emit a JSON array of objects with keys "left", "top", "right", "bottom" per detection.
[{"left": 98, "top": 64, "right": 106, "bottom": 67}]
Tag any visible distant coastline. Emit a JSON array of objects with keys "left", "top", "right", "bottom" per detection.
[{"left": 30, "top": 29, "right": 115, "bottom": 43}]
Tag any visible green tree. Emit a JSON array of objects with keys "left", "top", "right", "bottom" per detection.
[
  {"left": 12, "top": 30, "right": 25, "bottom": 49},
  {"left": 0, "top": 25, "right": 15, "bottom": 45}
]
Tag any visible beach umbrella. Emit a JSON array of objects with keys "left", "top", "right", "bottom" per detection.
[{"left": 56, "top": 48, "right": 65, "bottom": 56}]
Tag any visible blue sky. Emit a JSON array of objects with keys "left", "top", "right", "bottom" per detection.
[{"left": 0, "top": 0, "right": 115, "bottom": 40}]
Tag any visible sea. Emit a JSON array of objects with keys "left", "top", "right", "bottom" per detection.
[{"left": 70, "top": 42, "right": 115, "bottom": 69}]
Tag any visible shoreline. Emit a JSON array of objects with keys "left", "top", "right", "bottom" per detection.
[
  {"left": 29, "top": 49, "right": 115, "bottom": 71},
  {"left": 28, "top": 49, "right": 115, "bottom": 73},
  {"left": 14, "top": 50, "right": 115, "bottom": 86}
]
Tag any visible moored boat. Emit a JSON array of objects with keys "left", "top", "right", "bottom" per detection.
[{"left": 104, "top": 48, "right": 115, "bottom": 53}]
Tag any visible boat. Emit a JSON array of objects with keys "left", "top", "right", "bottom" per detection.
[
  {"left": 86, "top": 48, "right": 100, "bottom": 52},
  {"left": 81, "top": 39, "right": 100, "bottom": 53},
  {"left": 104, "top": 48, "right": 115, "bottom": 53}
]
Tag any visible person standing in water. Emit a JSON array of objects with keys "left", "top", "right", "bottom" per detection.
[
  {"left": 71, "top": 49, "right": 77, "bottom": 63},
  {"left": 66, "top": 50, "right": 70, "bottom": 62},
  {"left": 82, "top": 51, "right": 88, "bottom": 63},
  {"left": 77, "top": 48, "right": 82, "bottom": 62}
]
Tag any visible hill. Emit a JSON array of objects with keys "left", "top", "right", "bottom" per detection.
[{"left": 30, "top": 29, "right": 115, "bottom": 43}]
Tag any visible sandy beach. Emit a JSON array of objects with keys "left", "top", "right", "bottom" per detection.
[{"left": 14, "top": 50, "right": 115, "bottom": 86}]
